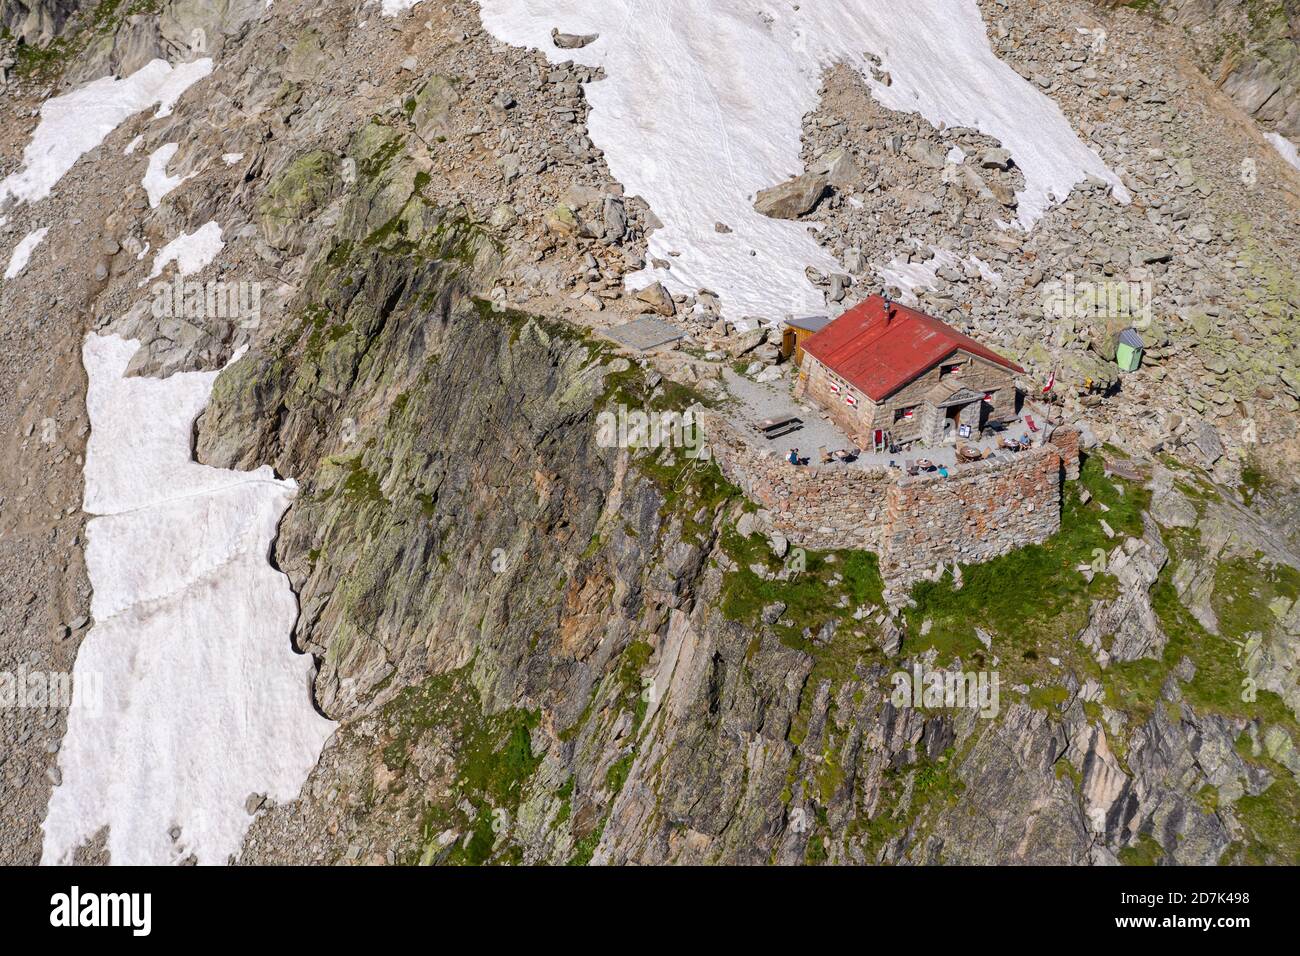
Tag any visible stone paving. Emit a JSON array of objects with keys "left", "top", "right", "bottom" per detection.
[{"left": 601, "top": 315, "right": 685, "bottom": 352}]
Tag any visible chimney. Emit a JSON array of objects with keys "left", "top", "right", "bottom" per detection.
[{"left": 882, "top": 295, "right": 893, "bottom": 326}]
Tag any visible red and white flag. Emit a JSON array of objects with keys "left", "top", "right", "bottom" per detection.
[{"left": 1042, "top": 368, "right": 1056, "bottom": 394}]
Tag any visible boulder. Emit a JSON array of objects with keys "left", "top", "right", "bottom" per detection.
[
  {"left": 551, "top": 28, "right": 598, "bottom": 50},
  {"left": 407, "top": 74, "right": 460, "bottom": 142},
  {"left": 258, "top": 150, "right": 338, "bottom": 252},
  {"left": 755, "top": 170, "right": 829, "bottom": 219},
  {"left": 904, "top": 139, "right": 947, "bottom": 169},
  {"left": 813, "top": 147, "right": 861, "bottom": 189},
  {"left": 635, "top": 282, "right": 676, "bottom": 316}
]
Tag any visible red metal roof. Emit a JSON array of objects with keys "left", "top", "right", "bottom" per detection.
[{"left": 801, "top": 295, "right": 1024, "bottom": 402}]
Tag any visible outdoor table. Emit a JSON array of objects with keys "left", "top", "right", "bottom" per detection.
[{"left": 756, "top": 415, "right": 802, "bottom": 439}]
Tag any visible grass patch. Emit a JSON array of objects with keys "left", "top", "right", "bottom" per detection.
[
  {"left": 341, "top": 457, "right": 386, "bottom": 505},
  {"left": 382, "top": 664, "right": 541, "bottom": 865},
  {"left": 905, "top": 453, "right": 1144, "bottom": 681},
  {"left": 1117, "top": 832, "right": 1165, "bottom": 866},
  {"left": 719, "top": 526, "right": 886, "bottom": 745},
  {"left": 1225, "top": 777, "right": 1300, "bottom": 865},
  {"left": 862, "top": 745, "right": 970, "bottom": 861}
]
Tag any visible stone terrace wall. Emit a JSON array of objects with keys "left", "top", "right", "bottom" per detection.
[
  {"left": 700, "top": 411, "right": 893, "bottom": 551},
  {"left": 878, "top": 444, "right": 1063, "bottom": 585},
  {"left": 702, "top": 411, "right": 1079, "bottom": 586}
]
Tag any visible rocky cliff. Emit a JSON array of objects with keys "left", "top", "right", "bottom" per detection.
[
  {"left": 1, "top": 0, "right": 1297, "bottom": 865},
  {"left": 1124, "top": 0, "right": 1300, "bottom": 140},
  {"left": 194, "top": 124, "right": 1299, "bottom": 863}
]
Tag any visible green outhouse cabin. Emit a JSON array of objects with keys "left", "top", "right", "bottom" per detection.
[{"left": 1116, "top": 328, "right": 1144, "bottom": 372}]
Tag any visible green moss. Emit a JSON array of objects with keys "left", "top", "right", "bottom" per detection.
[
  {"left": 718, "top": 524, "right": 886, "bottom": 751},
  {"left": 1118, "top": 833, "right": 1166, "bottom": 866},
  {"left": 553, "top": 778, "right": 575, "bottom": 826},
  {"left": 567, "top": 820, "right": 606, "bottom": 866},
  {"left": 1215, "top": 554, "right": 1300, "bottom": 640},
  {"left": 1239, "top": 460, "right": 1271, "bottom": 506},
  {"left": 1195, "top": 783, "right": 1220, "bottom": 815},
  {"left": 720, "top": 534, "right": 883, "bottom": 646},
  {"left": 1027, "top": 685, "right": 1070, "bottom": 712},
  {"left": 1119, "top": 541, "right": 1300, "bottom": 732},
  {"left": 862, "top": 745, "right": 969, "bottom": 860},
  {"left": 1055, "top": 757, "right": 1083, "bottom": 792},
  {"left": 803, "top": 805, "right": 832, "bottom": 864},
  {"left": 258, "top": 150, "right": 337, "bottom": 242},
  {"left": 605, "top": 753, "right": 635, "bottom": 795},
  {"left": 353, "top": 121, "right": 405, "bottom": 181},
  {"left": 341, "top": 458, "right": 385, "bottom": 505},
  {"left": 616, "top": 640, "right": 654, "bottom": 735},
  {"left": 10, "top": 0, "right": 162, "bottom": 82}
]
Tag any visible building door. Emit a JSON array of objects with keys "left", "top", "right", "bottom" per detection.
[{"left": 944, "top": 404, "right": 963, "bottom": 444}]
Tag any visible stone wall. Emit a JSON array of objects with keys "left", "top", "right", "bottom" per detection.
[
  {"left": 700, "top": 411, "right": 893, "bottom": 551},
  {"left": 703, "top": 411, "right": 1079, "bottom": 586},
  {"left": 877, "top": 443, "right": 1063, "bottom": 584},
  {"left": 796, "top": 356, "right": 874, "bottom": 443},
  {"left": 1050, "top": 423, "right": 1081, "bottom": 480}
]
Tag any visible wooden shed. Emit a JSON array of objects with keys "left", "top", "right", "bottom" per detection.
[{"left": 781, "top": 315, "right": 832, "bottom": 366}]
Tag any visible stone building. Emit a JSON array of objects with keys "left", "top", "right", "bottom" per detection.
[{"left": 795, "top": 295, "right": 1023, "bottom": 447}]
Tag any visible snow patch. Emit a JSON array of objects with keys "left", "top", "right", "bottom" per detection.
[
  {"left": 968, "top": 255, "right": 1002, "bottom": 287},
  {"left": 4, "top": 226, "right": 49, "bottom": 280},
  {"left": 41, "top": 334, "right": 335, "bottom": 865},
  {"left": 143, "top": 143, "right": 197, "bottom": 208},
  {"left": 1266, "top": 131, "right": 1300, "bottom": 172},
  {"left": 876, "top": 245, "right": 958, "bottom": 303},
  {"left": 146, "top": 221, "right": 224, "bottom": 280},
  {"left": 0, "top": 58, "right": 212, "bottom": 206},
  {"left": 473, "top": 0, "right": 1127, "bottom": 324}
]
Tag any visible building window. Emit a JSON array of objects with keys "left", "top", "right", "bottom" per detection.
[
  {"left": 894, "top": 406, "right": 916, "bottom": 422},
  {"left": 940, "top": 362, "right": 963, "bottom": 377}
]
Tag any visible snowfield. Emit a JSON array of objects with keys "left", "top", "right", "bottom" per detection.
[
  {"left": 0, "top": 58, "right": 212, "bottom": 207},
  {"left": 474, "top": 0, "right": 1128, "bottom": 322},
  {"left": 41, "top": 335, "right": 335, "bottom": 865}
]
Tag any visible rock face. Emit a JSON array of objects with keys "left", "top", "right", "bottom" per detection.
[
  {"left": 3, "top": 0, "right": 1298, "bottom": 867},
  {"left": 197, "top": 160, "right": 1295, "bottom": 864},
  {"left": 0, "top": 0, "right": 85, "bottom": 46},
  {"left": 1151, "top": 0, "right": 1300, "bottom": 139}
]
